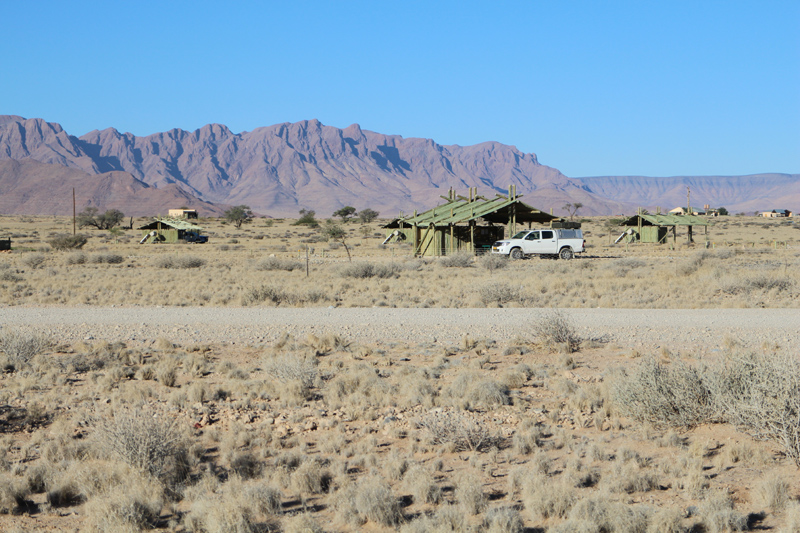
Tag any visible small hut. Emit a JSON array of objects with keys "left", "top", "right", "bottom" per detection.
[
  {"left": 168, "top": 209, "right": 199, "bottom": 219},
  {"left": 139, "top": 218, "right": 204, "bottom": 244},
  {"left": 384, "top": 186, "right": 558, "bottom": 256},
  {"left": 616, "top": 212, "right": 709, "bottom": 244}
]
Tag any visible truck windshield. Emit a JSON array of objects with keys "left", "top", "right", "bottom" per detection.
[{"left": 512, "top": 232, "right": 528, "bottom": 239}]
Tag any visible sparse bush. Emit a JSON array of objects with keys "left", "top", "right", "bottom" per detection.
[
  {"left": 479, "top": 282, "right": 522, "bottom": 305},
  {"left": 613, "top": 356, "right": 714, "bottom": 428},
  {"left": 538, "top": 309, "right": 580, "bottom": 351},
  {"left": 243, "top": 285, "right": 287, "bottom": 306},
  {"left": 698, "top": 492, "right": 747, "bottom": 533},
  {"left": 154, "top": 255, "right": 206, "bottom": 269},
  {"left": 47, "top": 233, "right": 88, "bottom": 250},
  {"left": 263, "top": 353, "right": 318, "bottom": 389},
  {"left": 256, "top": 256, "right": 304, "bottom": 272},
  {"left": 21, "top": 252, "right": 46, "bottom": 269},
  {"left": 0, "top": 329, "right": 51, "bottom": 366},
  {"left": 0, "top": 472, "right": 30, "bottom": 514},
  {"left": 339, "top": 261, "right": 402, "bottom": 279},
  {"left": 90, "top": 253, "right": 124, "bottom": 264},
  {"left": 482, "top": 507, "right": 524, "bottom": 533},
  {"left": 456, "top": 472, "right": 487, "bottom": 515},
  {"left": 478, "top": 253, "right": 508, "bottom": 272},
  {"left": 439, "top": 251, "right": 474, "bottom": 268},
  {"left": 419, "top": 411, "right": 499, "bottom": 452},
  {"left": 84, "top": 477, "right": 163, "bottom": 533},
  {"left": 403, "top": 464, "right": 442, "bottom": 504},
  {"left": 352, "top": 476, "right": 402, "bottom": 526},
  {"left": 66, "top": 252, "right": 87, "bottom": 265},
  {"left": 719, "top": 275, "right": 794, "bottom": 295},
  {"left": 95, "top": 408, "right": 188, "bottom": 483}
]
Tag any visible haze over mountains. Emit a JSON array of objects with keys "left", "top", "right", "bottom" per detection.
[{"left": 0, "top": 115, "right": 796, "bottom": 217}]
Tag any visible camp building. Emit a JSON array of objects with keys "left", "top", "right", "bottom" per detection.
[
  {"left": 384, "top": 186, "right": 558, "bottom": 256},
  {"left": 616, "top": 211, "right": 709, "bottom": 244},
  {"left": 139, "top": 218, "right": 205, "bottom": 244}
]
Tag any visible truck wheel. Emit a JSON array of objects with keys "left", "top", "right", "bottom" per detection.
[
  {"left": 559, "top": 247, "right": 574, "bottom": 260},
  {"left": 510, "top": 248, "right": 523, "bottom": 260}
]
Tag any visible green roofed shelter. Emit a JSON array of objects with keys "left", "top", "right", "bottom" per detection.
[
  {"left": 383, "top": 186, "right": 558, "bottom": 256},
  {"left": 138, "top": 217, "right": 205, "bottom": 244},
  {"left": 617, "top": 212, "right": 709, "bottom": 244}
]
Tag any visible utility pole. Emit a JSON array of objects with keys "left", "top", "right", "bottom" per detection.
[
  {"left": 687, "top": 186, "right": 691, "bottom": 214},
  {"left": 72, "top": 188, "right": 76, "bottom": 235}
]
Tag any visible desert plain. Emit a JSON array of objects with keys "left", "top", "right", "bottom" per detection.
[{"left": 0, "top": 213, "right": 798, "bottom": 532}]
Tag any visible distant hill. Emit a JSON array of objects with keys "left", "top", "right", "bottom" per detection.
[
  {"left": 0, "top": 159, "right": 224, "bottom": 217},
  {"left": 0, "top": 116, "right": 629, "bottom": 217},
  {"left": 574, "top": 174, "right": 800, "bottom": 214},
  {"left": 0, "top": 115, "right": 796, "bottom": 217}
]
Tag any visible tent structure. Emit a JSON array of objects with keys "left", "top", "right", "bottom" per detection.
[
  {"left": 616, "top": 212, "right": 709, "bottom": 244},
  {"left": 138, "top": 218, "right": 205, "bottom": 244},
  {"left": 384, "top": 186, "right": 558, "bottom": 256}
]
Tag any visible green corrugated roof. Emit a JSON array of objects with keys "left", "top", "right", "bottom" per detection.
[
  {"left": 138, "top": 217, "right": 204, "bottom": 231},
  {"left": 388, "top": 196, "right": 556, "bottom": 227},
  {"left": 622, "top": 213, "right": 709, "bottom": 226}
]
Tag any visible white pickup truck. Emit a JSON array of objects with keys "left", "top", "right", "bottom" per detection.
[{"left": 491, "top": 228, "right": 584, "bottom": 260}]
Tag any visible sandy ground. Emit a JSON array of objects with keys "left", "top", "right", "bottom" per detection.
[{"left": 1, "top": 306, "right": 798, "bottom": 352}]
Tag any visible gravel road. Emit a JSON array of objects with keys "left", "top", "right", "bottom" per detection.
[{"left": 1, "top": 307, "right": 799, "bottom": 352}]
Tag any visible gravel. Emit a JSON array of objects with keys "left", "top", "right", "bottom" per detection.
[{"left": 1, "top": 306, "right": 799, "bottom": 352}]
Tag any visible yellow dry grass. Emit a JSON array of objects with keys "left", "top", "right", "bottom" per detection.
[{"left": 0, "top": 214, "right": 798, "bottom": 308}]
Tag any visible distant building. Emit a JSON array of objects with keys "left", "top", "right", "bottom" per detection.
[
  {"left": 761, "top": 209, "right": 792, "bottom": 218},
  {"left": 168, "top": 209, "right": 198, "bottom": 219},
  {"left": 668, "top": 207, "right": 705, "bottom": 216}
]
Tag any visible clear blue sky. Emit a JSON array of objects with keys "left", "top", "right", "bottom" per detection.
[{"left": 2, "top": 1, "right": 798, "bottom": 177}]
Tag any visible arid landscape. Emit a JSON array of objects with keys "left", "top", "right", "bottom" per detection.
[{"left": 0, "top": 213, "right": 799, "bottom": 532}]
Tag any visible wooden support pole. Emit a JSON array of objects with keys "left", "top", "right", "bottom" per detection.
[{"left": 72, "top": 188, "right": 76, "bottom": 236}]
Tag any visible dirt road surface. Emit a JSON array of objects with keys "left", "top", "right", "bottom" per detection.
[{"left": 1, "top": 307, "right": 798, "bottom": 352}]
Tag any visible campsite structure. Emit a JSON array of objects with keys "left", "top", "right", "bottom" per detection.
[
  {"left": 167, "top": 209, "right": 199, "bottom": 219},
  {"left": 139, "top": 218, "right": 206, "bottom": 244},
  {"left": 383, "top": 186, "right": 557, "bottom": 257},
  {"left": 616, "top": 210, "right": 709, "bottom": 244}
]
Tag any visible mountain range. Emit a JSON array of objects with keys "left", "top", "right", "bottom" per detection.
[{"left": 0, "top": 115, "right": 796, "bottom": 217}]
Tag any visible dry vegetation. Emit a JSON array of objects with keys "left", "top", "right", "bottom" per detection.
[
  {"left": 0, "top": 214, "right": 798, "bottom": 308},
  {"left": 0, "top": 214, "right": 799, "bottom": 532},
  {"left": 0, "top": 323, "right": 798, "bottom": 532}
]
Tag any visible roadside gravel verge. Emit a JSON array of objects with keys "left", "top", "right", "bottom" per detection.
[{"left": 1, "top": 306, "right": 798, "bottom": 352}]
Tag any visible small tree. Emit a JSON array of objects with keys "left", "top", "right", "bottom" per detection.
[
  {"left": 77, "top": 207, "right": 125, "bottom": 230},
  {"left": 358, "top": 208, "right": 380, "bottom": 224},
  {"left": 293, "top": 209, "right": 319, "bottom": 227},
  {"left": 323, "top": 222, "right": 352, "bottom": 261},
  {"left": 563, "top": 202, "right": 583, "bottom": 221},
  {"left": 224, "top": 205, "right": 253, "bottom": 229},
  {"left": 717, "top": 207, "right": 729, "bottom": 216},
  {"left": 333, "top": 206, "right": 357, "bottom": 222}
]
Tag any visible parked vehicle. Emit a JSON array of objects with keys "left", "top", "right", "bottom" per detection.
[
  {"left": 491, "top": 228, "right": 584, "bottom": 260},
  {"left": 183, "top": 232, "right": 208, "bottom": 243}
]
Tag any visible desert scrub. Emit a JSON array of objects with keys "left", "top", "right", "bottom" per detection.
[
  {"left": 94, "top": 407, "right": 188, "bottom": 483},
  {"left": 478, "top": 281, "right": 523, "bottom": 305},
  {"left": 335, "top": 475, "right": 402, "bottom": 526},
  {"left": 338, "top": 261, "right": 402, "bottom": 279},
  {"left": 47, "top": 233, "right": 88, "bottom": 250},
  {"left": 90, "top": 253, "right": 124, "bottom": 264},
  {"left": 439, "top": 251, "right": 474, "bottom": 268},
  {"left": 21, "top": 252, "right": 46, "bottom": 269},
  {"left": 153, "top": 255, "right": 206, "bottom": 269},
  {"left": 256, "top": 256, "right": 304, "bottom": 271},
  {"left": 0, "top": 329, "right": 51, "bottom": 369},
  {"left": 537, "top": 308, "right": 581, "bottom": 352},
  {"left": 418, "top": 410, "right": 499, "bottom": 452},
  {"left": 612, "top": 355, "right": 714, "bottom": 428},
  {"left": 478, "top": 253, "right": 508, "bottom": 272}
]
